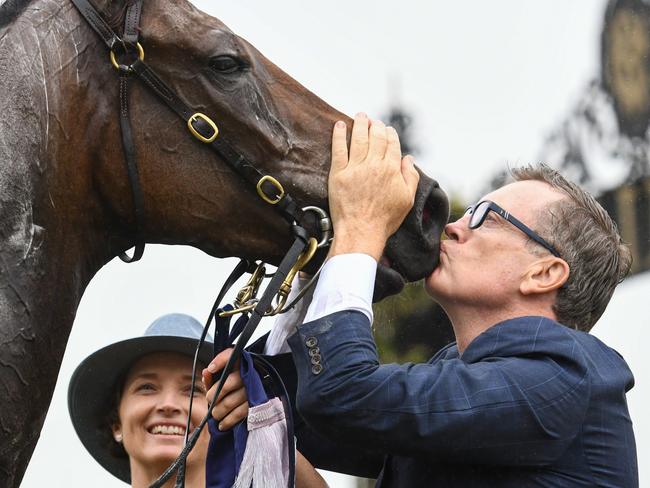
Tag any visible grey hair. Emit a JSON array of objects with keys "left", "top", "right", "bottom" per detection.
[{"left": 510, "top": 164, "right": 632, "bottom": 332}]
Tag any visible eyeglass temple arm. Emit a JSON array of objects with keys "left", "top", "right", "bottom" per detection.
[{"left": 499, "top": 210, "right": 561, "bottom": 258}]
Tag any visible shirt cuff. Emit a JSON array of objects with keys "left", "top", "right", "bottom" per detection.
[
  {"left": 263, "top": 273, "right": 314, "bottom": 355},
  {"left": 303, "top": 253, "right": 376, "bottom": 324}
]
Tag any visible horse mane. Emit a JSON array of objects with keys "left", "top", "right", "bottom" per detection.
[
  {"left": 0, "top": 0, "right": 138, "bottom": 32},
  {"left": 0, "top": 0, "right": 32, "bottom": 29}
]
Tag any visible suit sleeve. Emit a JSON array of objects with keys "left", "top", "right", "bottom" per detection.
[
  {"left": 288, "top": 311, "right": 590, "bottom": 467},
  {"left": 255, "top": 345, "right": 384, "bottom": 478}
]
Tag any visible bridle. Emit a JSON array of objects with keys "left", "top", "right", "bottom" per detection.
[
  {"left": 71, "top": 0, "right": 329, "bottom": 262},
  {"left": 69, "top": 0, "right": 331, "bottom": 486}
]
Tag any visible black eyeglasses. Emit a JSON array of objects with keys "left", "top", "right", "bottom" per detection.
[{"left": 465, "top": 200, "right": 561, "bottom": 258}]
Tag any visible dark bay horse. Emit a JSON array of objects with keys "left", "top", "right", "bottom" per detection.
[{"left": 0, "top": 0, "right": 448, "bottom": 485}]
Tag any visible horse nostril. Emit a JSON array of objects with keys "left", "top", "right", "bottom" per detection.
[
  {"left": 417, "top": 181, "right": 449, "bottom": 241},
  {"left": 422, "top": 203, "right": 432, "bottom": 230},
  {"left": 420, "top": 194, "right": 440, "bottom": 236}
]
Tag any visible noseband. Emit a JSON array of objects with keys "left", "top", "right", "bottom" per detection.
[{"left": 69, "top": 1, "right": 331, "bottom": 486}]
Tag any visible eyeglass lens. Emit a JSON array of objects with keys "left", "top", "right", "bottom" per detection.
[{"left": 469, "top": 201, "right": 490, "bottom": 229}]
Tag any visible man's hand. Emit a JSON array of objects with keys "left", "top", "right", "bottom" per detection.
[
  {"left": 202, "top": 348, "right": 248, "bottom": 431},
  {"left": 328, "top": 113, "right": 420, "bottom": 260}
]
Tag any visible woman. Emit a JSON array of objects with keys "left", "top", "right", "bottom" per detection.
[
  {"left": 68, "top": 313, "right": 327, "bottom": 487},
  {"left": 68, "top": 313, "right": 213, "bottom": 487}
]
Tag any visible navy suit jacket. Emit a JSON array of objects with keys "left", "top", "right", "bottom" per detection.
[{"left": 287, "top": 312, "right": 638, "bottom": 487}]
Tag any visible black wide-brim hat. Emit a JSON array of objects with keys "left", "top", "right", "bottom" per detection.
[{"left": 68, "top": 313, "right": 214, "bottom": 484}]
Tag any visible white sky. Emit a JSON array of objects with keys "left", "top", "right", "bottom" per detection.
[{"left": 22, "top": 1, "right": 649, "bottom": 487}]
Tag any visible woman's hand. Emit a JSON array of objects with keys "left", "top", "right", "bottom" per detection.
[{"left": 202, "top": 348, "right": 248, "bottom": 430}]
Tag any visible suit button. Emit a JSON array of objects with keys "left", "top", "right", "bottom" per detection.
[
  {"left": 311, "top": 364, "right": 323, "bottom": 375},
  {"left": 308, "top": 347, "right": 320, "bottom": 357},
  {"left": 305, "top": 336, "right": 318, "bottom": 348},
  {"left": 310, "top": 354, "right": 322, "bottom": 365}
]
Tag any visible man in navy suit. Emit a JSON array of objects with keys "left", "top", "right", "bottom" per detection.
[
  {"left": 209, "top": 113, "right": 639, "bottom": 486},
  {"left": 284, "top": 113, "right": 638, "bottom": 487}
]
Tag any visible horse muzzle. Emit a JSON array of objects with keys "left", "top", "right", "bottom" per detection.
[{"left": 373, "top": 171, "right": 449, "bottom": 301}]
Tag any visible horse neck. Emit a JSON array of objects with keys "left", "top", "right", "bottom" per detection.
[
  {"left": 0, "top": 3, "right": 121, "bottom": 485},
  {"left": 3, "top": 0, "right": 109, "bottom": 293}
]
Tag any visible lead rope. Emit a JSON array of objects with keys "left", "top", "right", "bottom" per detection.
[
  {"left": 177, "top": 258, "right": 253, "bottom": 488},
  {"left": 150, "top": 234, "right": 310, "bottom": 488}
]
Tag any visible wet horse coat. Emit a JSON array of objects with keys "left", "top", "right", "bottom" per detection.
[{"left": 0, "top": 0, "right": 448, "bottom": 485}]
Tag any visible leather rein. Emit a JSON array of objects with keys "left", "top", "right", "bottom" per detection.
[{"left": 69, "top": 0, "right": 331, "bottom": 486}]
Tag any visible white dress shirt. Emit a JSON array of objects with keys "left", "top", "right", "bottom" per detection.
[{"left": 263, "top": 253, "right": 376, "bottom": 355}]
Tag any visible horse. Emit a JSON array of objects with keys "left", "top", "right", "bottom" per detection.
[{"left": 0, "top": 0, "right": 449, "bottom": 485}]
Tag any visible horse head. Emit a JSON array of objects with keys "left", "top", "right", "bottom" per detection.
[{"left": 85, "top": 0, "right": 449, "bottom": 299}]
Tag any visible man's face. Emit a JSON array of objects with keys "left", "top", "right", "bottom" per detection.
[{"left": 425, "top": 180, "right": 564, "bottom": 310}]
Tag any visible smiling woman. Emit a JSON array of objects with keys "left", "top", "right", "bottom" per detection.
[
  {"left": 112, "top": 353, "right": 210, "bottom": 486},
  {"left": 67, "top": 313, "right": 329, "bottom": 488},
  {"left": 67, "top": 314, "right": 214, "bottom": 487}
]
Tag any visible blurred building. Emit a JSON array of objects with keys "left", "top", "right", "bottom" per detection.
[{"left": 540, "top": 0, "right": 650, "bottom": 276}]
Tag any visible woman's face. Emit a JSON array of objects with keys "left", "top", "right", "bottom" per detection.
[{"left": 112, "top": 352, "right": 209, "bottom": 476}]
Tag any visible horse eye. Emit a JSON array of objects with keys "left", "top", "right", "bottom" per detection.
[{"left": 209, "top": 55, "right": 242, "bottom": 74}]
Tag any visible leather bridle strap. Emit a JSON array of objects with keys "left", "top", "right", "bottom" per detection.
[
  {"left": 116, "top": 1, "right": 145, "bottom": 262},
  {"left": 70, "top": 0, "right": 308, "bottom": 232},
  {"left": 177, "top": 257, "right": 253, "bottom": 488},
  {"left": 122, "top": 0, "right": 142, "bottom": 44},
  {"left": 110, "top": 0, "right": 145, "bottom": 262},
  {"left": 126, "top": 59, "right": 306, "bottom": 225}
]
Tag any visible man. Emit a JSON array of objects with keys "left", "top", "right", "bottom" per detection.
[
  {"left": 207, "top": 113, "right": 638, "bottom": 486},
  {"left": 283, "top": 113, "right": 638, "bottom": 486}
]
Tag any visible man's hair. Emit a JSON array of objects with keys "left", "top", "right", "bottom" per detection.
[{"left": 510, "top": 164, "right": 632, "bottom": 332}]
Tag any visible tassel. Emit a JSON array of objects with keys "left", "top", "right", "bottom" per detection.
[{"left": 233, "top": 397, "right": 289, "bottom": 488}]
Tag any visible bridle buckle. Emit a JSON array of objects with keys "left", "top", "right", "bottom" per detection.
[
  {"left": 188, "top": 113, "right": 219, "bottom": 143},
  {"left": 256, "top": 175, "right": 285, "bottom": 205}
]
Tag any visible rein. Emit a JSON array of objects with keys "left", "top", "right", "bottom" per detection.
[{"left": 69, "top": 1, "right": 331, "bottom": 486}]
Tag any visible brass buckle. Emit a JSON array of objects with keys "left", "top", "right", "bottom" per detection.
[
  {"left": 188, "top": 113, "right": 219, "bottom": 143},
  {"left": 266, "top": 237, "right": 318, "bottom": 316},
  {"left": 218, "top": 238, "right": 318, "bottom": 319},
  {"left": 256, "top": 175, "right": 285, "bottom": 205},
  {"left": 110, "top": 42, "right": 144, "bottom": 70},
  {"left": 218, "top": 301, "right": 257, "bottom": 317},
  {"left": 218, "top": 263, "right": 266, "bottom": 317}
]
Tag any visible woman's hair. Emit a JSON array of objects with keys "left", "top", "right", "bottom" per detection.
[{"left": 102, "top": 371, "right": 129, "bottom": 460}]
